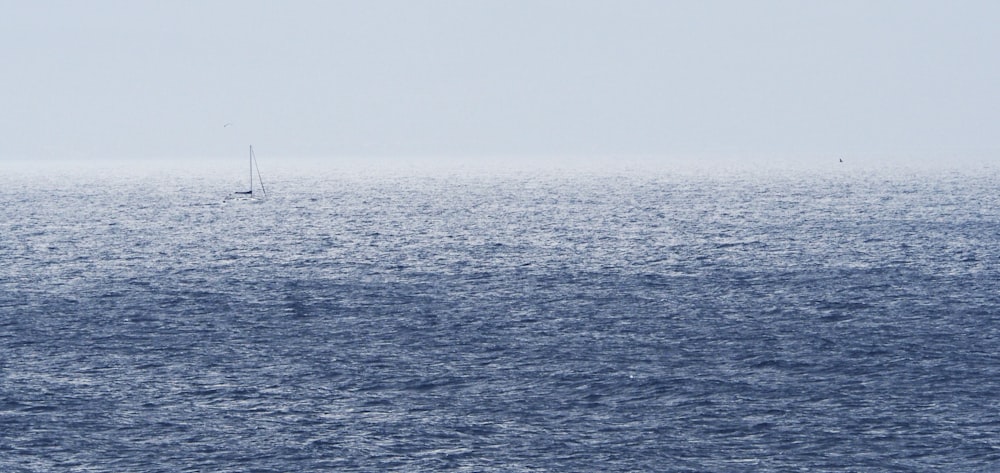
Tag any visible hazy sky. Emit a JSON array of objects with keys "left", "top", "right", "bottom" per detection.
[{"left": 2, "top": 0, "right": 999, "bottom": 162}]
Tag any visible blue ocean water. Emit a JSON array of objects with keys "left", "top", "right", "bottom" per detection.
[{"left": 1, "top": 160, "right": 999, "bottom": 471}]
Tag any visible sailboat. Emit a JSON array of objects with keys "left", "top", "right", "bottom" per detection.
[{"left": 232, "top": 145, "right": 267, "bottom": 200}]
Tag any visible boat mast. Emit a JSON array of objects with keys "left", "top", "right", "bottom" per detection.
[
  {"left": 249, "top": 145, "right": 254, "bottom": 194},
  {"left": 252, "top": 146, "right": 267, "bottom": 197}
]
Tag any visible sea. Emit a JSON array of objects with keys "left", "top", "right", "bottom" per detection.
[{"left": 1, "top": 157, "right": 998, "bottom": 472}]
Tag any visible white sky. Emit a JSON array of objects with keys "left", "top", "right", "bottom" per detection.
[{"left": 2, "top": 0, "right": 999, "bottom": 163}]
